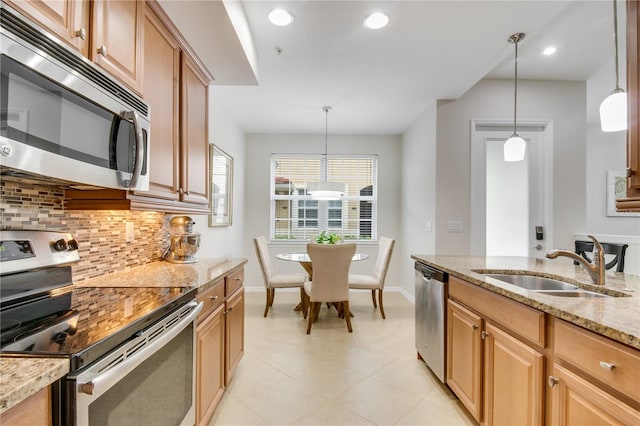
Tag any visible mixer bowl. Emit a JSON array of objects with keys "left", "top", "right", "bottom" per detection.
[{"left": 169, "top": 233, "right": 201, "bottom": 259}]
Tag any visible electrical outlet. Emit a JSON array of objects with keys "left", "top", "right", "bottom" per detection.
[
  {"left": 125, "top": 222, "right": 134, "bottom": 243},
  {"left": 426, "top": 220, "right": 432, "bottom": 232},
  {"left": 124, "top": 297, "right": 134, "bottom": 317},
  {"left": 447, "top": 221, "right": 463, "bottom": 233}
]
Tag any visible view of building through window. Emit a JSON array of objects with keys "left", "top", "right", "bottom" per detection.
[{"left": 271, "top": 155, "right": 377, "bottom": 241}]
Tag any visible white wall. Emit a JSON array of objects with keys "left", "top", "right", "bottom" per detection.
[
  {"left": 189, "top": 86, "right": 246, "bottom": 259},
  {"left": 399, "top": 102, "right": 438, "bottom": 297},
  {"left": 435, "top": 78, "right": 587, "bottom": 254},
  {"left": 243, "top": 133, "right": 402, "bottom": 289}
]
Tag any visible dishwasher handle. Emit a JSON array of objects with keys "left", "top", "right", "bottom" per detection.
[{"left": 415, "top": 262, "right": 448, "bottom": 282}]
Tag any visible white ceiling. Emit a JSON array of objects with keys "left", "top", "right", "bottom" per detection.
[{"left": 162, "top": 0, "right": 623, "bottom": 135}]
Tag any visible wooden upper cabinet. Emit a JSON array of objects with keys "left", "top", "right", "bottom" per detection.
[
  {"left": 181, "top": 52, "right": 209, "bottom": 205},
  {"left": 139, "top": 4, "right": 180, "bottom": 201},
  {"left": 91, "top": 0, "right": 144, "bottom": 95},
  {"left": 619, "top": 0, "right": 640, "bottom": 210},
  {"left": 5, "top": 0, "right": 90, "bottom": 57}
]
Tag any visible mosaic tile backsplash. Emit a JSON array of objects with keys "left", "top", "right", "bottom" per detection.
[{"left": 1, "top": 178, "right": 169, "bottom": 282}]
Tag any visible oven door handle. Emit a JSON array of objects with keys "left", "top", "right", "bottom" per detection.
[{"left": 76, "top": 301, "right": 202, "bottom": 399}]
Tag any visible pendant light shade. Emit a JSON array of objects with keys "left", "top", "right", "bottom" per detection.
[
  {"left": 307, "top": 106, "right": 345, "bottom": 200},
  {"left": 504, "top": 32, "right": 526, "bottom": 162},
  {"left": 600, "top": 0, "right": 627, "bottom": 132}
]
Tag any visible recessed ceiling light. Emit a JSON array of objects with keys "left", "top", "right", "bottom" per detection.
[
  {"left": 269, "top": 9, "right": 294, "bottom": 26},
  {"left": 364, "top": 12, "right": 389, "bottom": 29},
  {"left": 543, "top": 46, "right": 557, "bottom": 56}
]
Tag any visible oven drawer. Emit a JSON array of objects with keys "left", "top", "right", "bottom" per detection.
[
  {"left": 198, "top": 280, "right": 225, "bottom": 322},
  {"left": 225, "top": 269, "right": 244, "bottom": 296}
]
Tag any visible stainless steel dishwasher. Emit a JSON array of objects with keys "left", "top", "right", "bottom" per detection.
[{"left": 415, "top": 262, "right": 448, "bottom": 383}]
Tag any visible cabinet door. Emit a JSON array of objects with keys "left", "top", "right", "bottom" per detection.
[
  {"left": 196, "top": 304, "right": 225, "bottom": 426},
  {"left": 484, "top": 322, "right": 544, "bottom": 426},
  {"left": 92, "top": 0, "right": 143, "bottom": 94},
  {"left": 225, "top": 288, "right": 245, "bottom": 385},
  {"left": 628, "top": 0, "right": 640, "bottom": 194},
  {"left": 447, "top": 299, "right": 483, "bottom": 422},
  {"left": 5, "top": 0, "right": 89, "bottom": 56},
  {"left": 550, "top": 364, "right": 640, "bottom": 425},
  {"left": 139, "top": 5, "right": 180, "bottom": 201},
  {"left": 0, "top": 387, "right": 51, "bottom": 426},
  {"left": 180, "top": 53, "right": 209, "bottom": 205}
]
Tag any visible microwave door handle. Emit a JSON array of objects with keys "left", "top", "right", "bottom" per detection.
[{"left": 121, "top": 110, "right": 144, "bottom": 188}]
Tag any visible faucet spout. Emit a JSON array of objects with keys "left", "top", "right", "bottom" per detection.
[{"left": 545, "top": 235, "right": 605, "bottom": 285}]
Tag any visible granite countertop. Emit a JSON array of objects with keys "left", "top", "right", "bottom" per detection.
[
  {"left": 74, "top": 258, "right": 248, "bottom": 291},
  {"left": 412, "top": 255, "right": 640, "bottom": 350},
  {"left": 0, "top": 357, "right": 69, "bottom": 414},
  {"left": 1, "top": 258, "right": 247, "bottom": 414}
]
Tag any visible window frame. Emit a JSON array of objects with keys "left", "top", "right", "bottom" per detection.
[{"left": 270, "top": 154, "right": 378, "bottom": 243}]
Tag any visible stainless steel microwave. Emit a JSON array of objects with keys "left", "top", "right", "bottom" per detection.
[{"left": 0, "top": 4, "right": 150, "bottom": 190}]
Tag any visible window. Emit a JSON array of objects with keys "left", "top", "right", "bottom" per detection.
[{"left": 271, "top": 155, "right": 377, "bottom": 241}]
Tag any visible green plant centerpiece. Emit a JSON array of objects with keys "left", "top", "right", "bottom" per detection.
[{"left": 315, "top": 231, "right": 341, "bottom": 244}]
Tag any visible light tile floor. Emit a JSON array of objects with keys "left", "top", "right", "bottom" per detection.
[{"left": 209, "top": 290, "right": 477, "bottom": 426}]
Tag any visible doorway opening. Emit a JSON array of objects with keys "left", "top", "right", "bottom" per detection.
[{"left": 470, "top": 120, "right": 554, "bottom": 259}]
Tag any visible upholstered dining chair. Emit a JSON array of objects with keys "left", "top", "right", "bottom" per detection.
[
  {"left": 304, "top": 243, "right": 356, "bottom": 334},
  {"left": 574, "top": 240, "right": 629, "bottom": 272},
  {"left": 348, "top": 236, "right": 395, "bottom": 319},
  {"left": 254, "top": 236, "right": 307, "bottom": 317}
]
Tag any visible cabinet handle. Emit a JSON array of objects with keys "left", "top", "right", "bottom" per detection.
[
  {"left": 548, "top": 376, "right": 558, "bottom": 388},
  {"left": 75, "top": 28, "right": 87, "bottom": 40},
  {"left": 471, "top": 324, "right": 478, "bottom": 331},
  {"left": 481, "top": 330, "right": 489, "bottom": 339},
  {"left": 97, "top": 45, "right": 107, "bottom": 56},
  {"left": 209, "top": 296, "right": 218, "bottom": 300},
  {"left": 599, "top": 361, "right": 615, "bottom": 371}
]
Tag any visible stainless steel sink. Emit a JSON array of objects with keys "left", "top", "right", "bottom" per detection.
[
  {"left": 534, "top": 290, "right": 609, "bottom": 298},
  {"left": 482, "top": 273, "right": 614, "bottom": 298},
  {"left": 484, "top": 274, "right": 579, "bottom": 291}
]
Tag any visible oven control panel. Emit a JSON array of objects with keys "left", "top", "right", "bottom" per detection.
[{"left": 0, "top": 230, "right": 80, "bottom": 274}]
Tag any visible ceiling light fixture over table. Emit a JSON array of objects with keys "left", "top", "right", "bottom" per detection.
[
  {"left": 307, "top": 106, "right": 346, "bottom": 201},
  {"left": 599, "top": 0, "right": 627, "bottom": 132},
  {"left": 504, "top": 32, "right": 527, "bottom": 162}
]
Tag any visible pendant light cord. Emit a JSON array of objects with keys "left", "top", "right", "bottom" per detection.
[
  {"left": 513, "top": 38, "right": 519, "bottom": 136},
  {"left": 613, "top": 0, "right": 621, "bottom": 91}
]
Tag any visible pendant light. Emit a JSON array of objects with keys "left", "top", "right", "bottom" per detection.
[
  {"left": 504, "top": 32, "right": 527, "bottom": 162},
  {"left": 307, "top": 106, "right": 345, "bottom": 200},
  {"left": 599, "top": 0, "right": 627, "bottom": 132}
]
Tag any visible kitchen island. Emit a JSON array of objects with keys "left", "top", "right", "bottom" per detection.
[{"left": 412, "top": 254, "right": 640, "bottom": 425}]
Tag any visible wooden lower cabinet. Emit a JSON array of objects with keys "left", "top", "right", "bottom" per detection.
[
  {"left": 195, "top": 269, "right": 244, "bottom": 426},
  {"left": 484, "top": 322, "right": 544, "bottom": 426},
  {"left": 0, "top": 387, "right": 51, "bottom": 426},
  {"left": 447, "top": 299, "right": 482, "bottom": 421},
  {"left": 549, "top": 364, "right": 640, "bottom": 425},
  {"left": 196, "top": 303, "right": 225, "bottom": 426},
  {"left": 447, "top": 277, "right": 545, "bottom": 425},
  {"left": 225, "top": 288, "right": 245, "bottom": 385}
]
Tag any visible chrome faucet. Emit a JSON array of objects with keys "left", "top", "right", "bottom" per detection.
[{"left": 546, "top": 235, "right": 605, "bottom": 285}]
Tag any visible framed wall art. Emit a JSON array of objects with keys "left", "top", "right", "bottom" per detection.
[
  {"left": 209, "top": 144, "right": 234, "bottom": 226},
  {"left": 607, "top": 170, "right": 640, "bottom": 217}
]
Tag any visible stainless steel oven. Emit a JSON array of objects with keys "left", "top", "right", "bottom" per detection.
[
  {"left": 0, "top": 230, "right": 200, "bottom": 426},
  {"left": 0, "top": 4, "right": 150, "bottom": 190},
  {"left": 68, "top": 301, "right": 201, "bottom": 426}
]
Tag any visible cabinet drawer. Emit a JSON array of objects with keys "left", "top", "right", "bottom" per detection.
[
  {"left": 555, "top": 319, "right": 640, "bottom": 403},
  {"left": 225, "top": 269, "right": 244, "bottom": 296},
  {"left": 197, "top": 280, "right": 224, "bottom": 322},
  {"left": 449, "top": 276, "right": 546, "bottom": 347}
]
